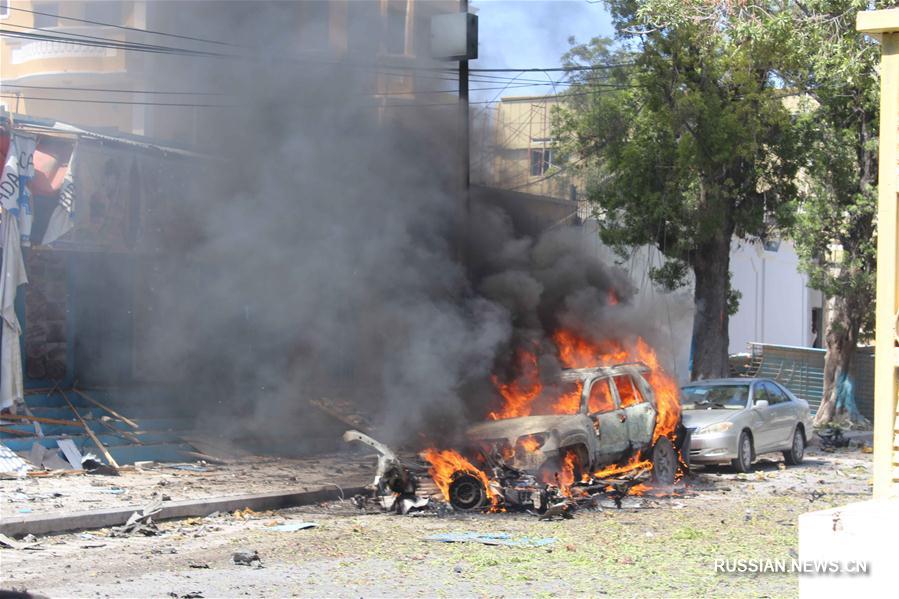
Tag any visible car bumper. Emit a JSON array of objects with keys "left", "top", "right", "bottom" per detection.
[{"left": 688, "top": 430, "right": 740, "bottom": 463}]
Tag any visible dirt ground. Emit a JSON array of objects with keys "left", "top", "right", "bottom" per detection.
[{"left": 0, "top": 444, "right": 873, "bottom": 598}]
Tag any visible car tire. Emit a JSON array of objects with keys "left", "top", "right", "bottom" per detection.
[
  {"left": 783, "top": 427, "right": 805, "bottom": 466},
  {"left": 650, "top": 437, "right": 676, "bottom": 485},
  {"left": 731, "top": 431, "right": 753, "bottom": 473}
]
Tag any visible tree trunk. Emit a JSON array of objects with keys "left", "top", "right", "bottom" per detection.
[
  {"left": 813, "top": 295, "right": 866, "bottom": 427},
  {"left": 690, "top": 232, "right": 732, "bottom": 380}
]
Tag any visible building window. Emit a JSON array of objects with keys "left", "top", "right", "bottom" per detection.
[
  {"left": 530, "top": 148, "right": 552, "bottom": 176},
  {"left": 0, "top": 0, "right": 10, "bottom": 20},
  {"left": 32, "top": 2, "right": 59, "bottom": 28}
]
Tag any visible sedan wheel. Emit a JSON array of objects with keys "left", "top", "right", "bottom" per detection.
[
  {"left": 731, "top": 431, "right": 753, "bottom": 473},
  {"left": 783, "top": 427, "right": 805, "bottom": 466}
]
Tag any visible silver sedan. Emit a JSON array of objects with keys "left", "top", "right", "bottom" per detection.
[{"left": 680, "top": 378, "right": 812, "bottom": 472}]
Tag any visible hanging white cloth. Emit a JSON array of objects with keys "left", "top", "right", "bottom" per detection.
[
  {"left": 0, "top": 133, "right": 30, "bottom": 412},
  {"left": 42, "top": 142, "right": 77, "bottom": 246},
  {"left": 0, "top": 214, "right": 27, "bottom": 412},
  {"left": 0, "top": 134, "right": 36, "bottom": 246}
]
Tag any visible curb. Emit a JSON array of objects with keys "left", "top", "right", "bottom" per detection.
[{"left": 0, "top": 485, "right": 369, "bottom": 538}]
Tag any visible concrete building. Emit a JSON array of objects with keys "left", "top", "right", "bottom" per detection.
[{"left": 474, "top": 95, "right": 581, "bottom": 203}]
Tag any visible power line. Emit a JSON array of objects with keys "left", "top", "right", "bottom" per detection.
[
  {"left": 0, "top": 94, "right": 232, "bottom": 108},
  {"left": 0, "top": 80, "right": 577, "bottom": 99},
  {"left": 2, "top": 85, "right": 631, "bottom": 111},
  {"left": 1, "top": 83, "right": 226, "bottom": 97},
  {"left": 0, "top": 28, "right": 231, "bottom": 59},
  {"left": 470, "top": 64, "right": 635, "bottom": 73},
  {"left": 6, "top": 5, "right": 243, "bottom": 48}
]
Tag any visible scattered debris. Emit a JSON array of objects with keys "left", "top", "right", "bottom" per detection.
[
  {"left": 268, "top": 522, "right": 317, "bottom": 532},
  {"left": 0, "top": 533, "right": 42, "bottom": 550},
  {"left": 0, "top": 443, "right": 32, "bottom": 477},
  {"left": 170, "top": 464, "right": 209, "bottom": 473},
  {"left": 26, "top": 443, "right": 71, "bottom": 471},
  {"left": 232, "top": 507, "right": 257, "bottom": 520},
  {"left": 81, "top": 453, "right": 119, "bottom": 476},
  {"left": 232, "top": 549, "right": 262, "bottom": 567},
  {"left": 816, "top": 426, "right": 850, "bottom": 449},
  {"left": 424, "top": 532, "right": 557, "bottom": 548},
  {"left": 110, "top": 502, "right": 163, "bottom": 537},
  {"left": 56, "top": 439, "right": 84, "bottom": 470},
  {"left": 342, "top": 430, "right": 423, "bottom": 514}
]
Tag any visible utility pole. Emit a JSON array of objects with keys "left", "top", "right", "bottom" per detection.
[{"left": 460, "top": 0, "right": 470, "bottom": 207}]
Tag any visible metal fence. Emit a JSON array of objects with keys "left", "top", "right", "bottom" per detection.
[{"left": 740, "top": 343, "right": 874, "bottom": 421}]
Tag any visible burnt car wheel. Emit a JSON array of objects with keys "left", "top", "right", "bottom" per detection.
[
  {"left": 783, "top": 427, "right": 805, "bottom": 466},
  {"left": 449, "top": 473, "right": 487, "bottom": 511},
  {"left": 650, "top": 437, "right": 676, "bottom": 485},
  {"left": 731, "top": 431, "right": 753, "bottom": 473}
]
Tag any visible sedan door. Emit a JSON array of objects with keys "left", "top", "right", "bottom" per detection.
[
  {"left": 748, "top": 382, "right": 779, "bottom": 452},
  {"left": 764, "top": 382, "right": 799, "bottom": 448},
  {"left": 586, "top": 377, "right": 629, "bottom": 466}
]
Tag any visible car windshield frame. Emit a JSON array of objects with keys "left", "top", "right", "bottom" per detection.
[{"left": 680, "top": 383, "right": 750, "bottom": 410}]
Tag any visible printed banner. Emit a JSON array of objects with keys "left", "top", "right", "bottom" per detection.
[{"left": 42, "top": 142, "right": 77, "bottom": 246}]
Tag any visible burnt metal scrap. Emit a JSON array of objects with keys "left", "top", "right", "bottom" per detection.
[
  {"left": 342, "top": 430, "right": 429, "bottom": 514},
  {"left": 343, "top": 430, "right": 660, "bottom": 516}
]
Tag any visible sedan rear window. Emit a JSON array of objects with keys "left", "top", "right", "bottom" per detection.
[{"left": 681, "top": 385, "right": 748, "bottom": 410}]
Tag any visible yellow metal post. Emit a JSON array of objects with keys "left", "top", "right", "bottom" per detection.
[
  {"left": 873, "top": 29, "right": 899, "bottom": 500},
  {"left": 859, "top": 9, "right": 899, "bottom": 499}
]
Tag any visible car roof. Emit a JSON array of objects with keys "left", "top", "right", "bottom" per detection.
[{"left": 559, "top": 362, "right": 649, "bottom": 382}]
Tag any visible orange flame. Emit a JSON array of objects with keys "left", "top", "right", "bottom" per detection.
[
  {"left": 491, "top": 330, "right": 681, "bottom": 444},
  {"left": 421, "top": 448, "right": 500, "bottom": 509},
  {"left": 540, "top": 448, "right": 580, "bottom": 497},
  {"left": 489, "top": 349, "right": 543, "bottom": 420},
  {"left": 608, "top": 289, "right": 619, "bottom": 306},
  {"left": 591, "top": 453, "right": 652, "bottom": 479},
  {"left": 519, "top": 435, "right": 542, "bottom": 453}
]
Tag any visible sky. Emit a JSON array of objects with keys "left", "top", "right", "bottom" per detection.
[{"left": 469, "top": 0, "right": 615, "bottom": 102}]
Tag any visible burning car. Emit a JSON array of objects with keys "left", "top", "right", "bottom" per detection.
[{"left": 467, "top": 362, "right": 685, "bottom": 489}]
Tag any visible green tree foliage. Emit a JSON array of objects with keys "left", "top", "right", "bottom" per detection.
[
  {"left": 555, "top": 1, "right": 801, "bottom": 379},
  {"left": 776, "top": 0, "right": 882, "bottom": 425},
  {"left": 575, "top": 0, "right": 883, "bottom": 423}
]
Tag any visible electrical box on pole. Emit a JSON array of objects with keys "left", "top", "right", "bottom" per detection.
[{"left": 430, "top": 12, "right": 478, "bottom": 61}]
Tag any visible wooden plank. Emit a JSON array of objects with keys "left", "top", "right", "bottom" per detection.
[
  {"left": 0, "top": 413, "right": 83, "bottom": 427},
  {"left": 56, "top": 390, "right": 119, "bottom": 469},
  {"left": 72, "top": 388, "right": 139, "bottom": 429},
  {"left": 0, "top": 426, "right": 34, "bottom": 437}
]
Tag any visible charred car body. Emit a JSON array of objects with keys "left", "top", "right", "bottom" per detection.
[
  {"left": 344, "top": 362, "right": 688, "bottom": 514},
  {"left": 460, "top": 363, "right": 689, "bottom": 510}
]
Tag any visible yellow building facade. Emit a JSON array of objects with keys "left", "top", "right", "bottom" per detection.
[{"left": 477, "top": 95, "right": 583, "bottom": 205}]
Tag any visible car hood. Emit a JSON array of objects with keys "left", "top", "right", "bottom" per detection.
[
  {"left": 681, "top": 409, "right": 739, "bottom": 429},
  {"left": 466, "top": 414, "right": 581, "bottom": 441}
]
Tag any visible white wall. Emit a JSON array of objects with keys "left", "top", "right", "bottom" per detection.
[
  {"left": 575, "top": 222, "right": 822, "bottom": 377},
  {"left": 729, "top": 239, "right": 823, "bottom": 354}
]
